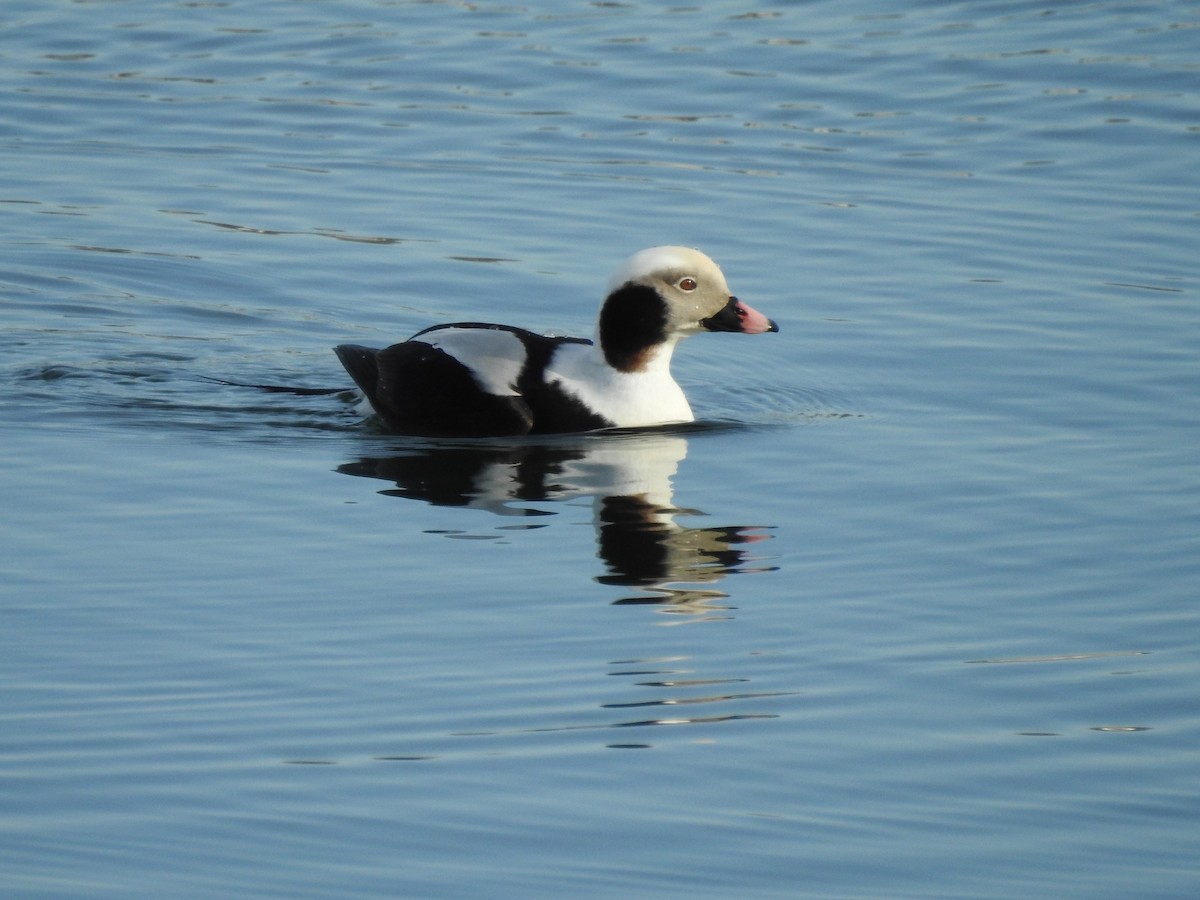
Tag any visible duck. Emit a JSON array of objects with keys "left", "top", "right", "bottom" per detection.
[{"left": 334, "top": 245, "right": 778, "bottom": 436}]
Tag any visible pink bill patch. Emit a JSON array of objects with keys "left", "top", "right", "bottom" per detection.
[{"left": 735, "top": 300, "right": 779, "bottom": 334}]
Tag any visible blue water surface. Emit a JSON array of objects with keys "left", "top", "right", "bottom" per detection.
[{"left": 2, "top": 1, "right": 1199, "bottom": 898}]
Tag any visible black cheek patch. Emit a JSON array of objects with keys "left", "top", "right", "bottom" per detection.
[{"left": 598, "top": 282, "right": 669, "bottom": 372}]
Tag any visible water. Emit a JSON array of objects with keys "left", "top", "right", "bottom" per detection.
[{"left": 2, "top": 1, "right": 1199, "bottom": 897}]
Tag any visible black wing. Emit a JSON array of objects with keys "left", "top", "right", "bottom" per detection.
[{"left": 334, "top": 341, "right": 534, "bottom": 437}]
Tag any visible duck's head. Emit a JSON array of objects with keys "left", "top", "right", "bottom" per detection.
[{"left": 597, "top": 246, "right": 778, "bottom": 372}]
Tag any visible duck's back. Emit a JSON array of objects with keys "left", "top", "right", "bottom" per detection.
[{"left": 336, "top": 323, "right": 613, "bottom": 436}]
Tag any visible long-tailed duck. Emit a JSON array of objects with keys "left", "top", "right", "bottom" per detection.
[{"left": 334, "top": 246, "right": 778, "bottom": 436}]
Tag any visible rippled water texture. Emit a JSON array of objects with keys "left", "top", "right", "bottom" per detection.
[{"left": 2, "top": 1, "right": 1198, "bottom": 898}]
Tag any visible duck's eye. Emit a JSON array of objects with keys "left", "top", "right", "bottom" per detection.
[{"left": 677, "top": 277, "right": 698, "bottom": 292}]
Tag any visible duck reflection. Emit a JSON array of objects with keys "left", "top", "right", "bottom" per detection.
[{"left": 337, "top": 431, "right": 775, "bottom": 614}]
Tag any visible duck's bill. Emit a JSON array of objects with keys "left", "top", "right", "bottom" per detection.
[{"left": 701, "top": 296, "right": 779, "bottom": 334}]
